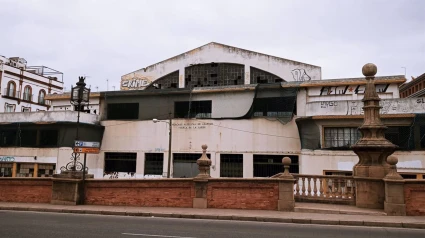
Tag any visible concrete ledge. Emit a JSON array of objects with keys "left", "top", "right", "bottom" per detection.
[{"left": 0, "top": 205, "right": 424, "bottom": 230}]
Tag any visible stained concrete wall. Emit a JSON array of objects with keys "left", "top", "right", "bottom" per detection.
[
  {"left": 305, "top": 98, "right": 425, "bottom": 116},
  {"left": 121, "top": 42, "right": 321, "bottom": 90},
  {"left": 0, "top": 111, "right": 100, "bottom": 124}
]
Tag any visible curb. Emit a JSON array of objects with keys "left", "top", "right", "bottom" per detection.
[{"left": 1, "top": 206, "right": 424, "bottom": 229}]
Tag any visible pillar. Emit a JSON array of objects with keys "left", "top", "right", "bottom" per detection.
[
  {"left": 179, "top": 67, "right": 186, "bottom": 88},
  {"left": 383, "top": 156, "right": 406, "bottom": 216},
  {"left": 243, "top": 153, "right": 253, "bottom": 178},
  {"left": 12, "top": 162, "right": 17, "bottom": 177},
  {"left": 244, "top": 65, "right": 251, "bottom": 85},
  {"left": 193, "top": 145, "right": 211, "bottom": 209},
  {"left": 33, "top": 163, "right": 38, "bottom": 178},
  {"left": 275, "top": 157, "right": 295, "bottom": 211}
]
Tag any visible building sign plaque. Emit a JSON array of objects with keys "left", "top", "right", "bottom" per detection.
[
  {"left": 75, "top": 140, "right": 100, "bottom": 148},
  {"left": 74, "top": 147, "right": 100, "bottom": 154}
]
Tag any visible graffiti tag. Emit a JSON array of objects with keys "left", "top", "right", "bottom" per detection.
[
  {"left": 0, "top": 156, "right": 15, "bottom": 162},
  {"left": 291, "top": 69, "right": 311, "bottom": 81}
]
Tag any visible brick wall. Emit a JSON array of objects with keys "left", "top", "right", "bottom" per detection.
[
  {"left": 207, "top": 179, "right": 279, "bottom": 210},
  {"left": 0, "top": 178, "right": 52, "bottom": 203},
  {"left": 404, "top": 181, "right": 425, "bottom": 216},
  {"left": 85, "top": 179, "right": 194, "bottom": 207}
]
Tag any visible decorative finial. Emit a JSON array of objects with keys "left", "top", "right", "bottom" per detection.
[
  {"left": 362, "top": 63, "right": 377, "bottom": 77},
  {"left": 196, "top": 144, "right": 211, "bottom": 178},
  {"left": 282, "top": 157, "right": 292, "bottom": 177},
  {"left": 384, "top": 155, "right": 403, "bottom": 180},
  {"left": 387, "top": 155, "right": 398, "bottom": 166}
]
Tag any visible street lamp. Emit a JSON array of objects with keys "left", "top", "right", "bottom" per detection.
[
  {"left": 62, "top": 76, "right": 90, "bottom": 172},
  {"left": 153, "top": 117, "right": 172, "bottom": 178}
]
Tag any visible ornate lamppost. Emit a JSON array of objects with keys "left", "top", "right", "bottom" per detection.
[{"left": 60, "top": 77, "right": 90, "bottom": 173}]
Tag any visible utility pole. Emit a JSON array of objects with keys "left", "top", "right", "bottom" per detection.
[
  {"left": 167, "top": 113, "right": 172, "bottom": 178},
  {"left": 107, "top": 79, "right": 109, "bottom": 91}
]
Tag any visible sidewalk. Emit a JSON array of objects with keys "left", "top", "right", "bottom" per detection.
[{"left": 1, "top": 202, "right": 424, "bottom": 229}]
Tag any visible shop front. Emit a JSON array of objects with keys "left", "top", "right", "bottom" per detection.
[{"left": 0, "top": 156, "right": 56, "bottom": 178}]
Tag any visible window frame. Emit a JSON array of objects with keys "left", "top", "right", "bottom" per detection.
[
  {"left": 6, "top": 81, "right": 16, "bottom": 97},
  {"left": 23, "top": 85, "right": 32, "bottom": 101},
  {"left": 38, "top": 90, "right": 46, "bottom": 104},
  {"left": 322, "top": 127, "right": 361, "bottom": 149}
]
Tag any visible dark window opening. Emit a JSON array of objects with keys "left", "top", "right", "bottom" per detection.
[
  {"left": 400, "top": 174, "right": 417, "bottom": 179},
  {"left": 250, "top": 67, "right": 285, "bottom": 84},
  {"left": 253, "top": 155, "right": 299, "bottom": 177},
  {"left": 173, "top": 153, "right": 210, "bottom": 178},
  {"left": 185, "top": 63, "right": 244, "bottom": 88},
  {"left": 253, "top": 97, "right": 294, "bottom": 117},
  {"left": 40, "top": 130, "right": 58, "bottom": 147},
  {"left": 0, "top": 163, "right": 13, "bottom": 177},
  {"left": 107, "top": 103, "right": 139, "bottom": 120},
  {"left": 37, "top": 164, "right": 56, "bottom": 177},
  {"left": 1, "top": 130, "right": 16, "bottom": 146},
  {"left": 145, "top": 153, "right": 164, "bottom": 176},
  {"left": 174, "top": 100, "right": 212, "bottom": 118},
  {"left": 20, "top": 130, "right": 37, "bottom": 147},
  {"left": 210, "top": 74, "right": 217, "bottom": 77},
  {"left": 220, "top": 154, "right": 243, "bottom": 177},
  {"left": 170, "top": 83, "right": 178, "bottom": 88},
  {"left": 385, "top": 126, "right": 412, "bottom": 150},
  {"left": 145, "top": 71, "right": 179, "bottom": 90},
  {"left": 420, "top": 126, "right": 425, "bottom": 149},
  {"left": 104, "top": 152, "right": 137, "bottom": 173},
  {"left": 323, "top": 127, "right": 361, "bottom": 149}
]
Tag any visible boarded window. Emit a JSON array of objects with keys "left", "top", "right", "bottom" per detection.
[
  {"left": 144, "top": 153, "right": 164, "bottom": 176},
  {"left": 173, "top": 153, "right": 210, "bottom": 178},
  {"left": 323, "top": 127, "right": 361, "bottom": 149},
  {"left": 107, "top": 103, "right": 139, "bottom": 120},
  {"left": 174, "top": 100, "right": 212, "bottom": 118},
  {"left": 253, "top": 97, "right": 294, "bottom": 117},
  {"left": 253, "top": 155, "right": 299, "bottom": 177},
  {"left": 104, "top": 152, "right": 137, "bottom": 173},
  {"left": 220, "top": 154, "right": 243, "bottom": 177}
]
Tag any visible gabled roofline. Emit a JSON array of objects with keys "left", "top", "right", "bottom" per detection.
[{"left": 123, "top": 42, "right": 321, "bottom": 76}]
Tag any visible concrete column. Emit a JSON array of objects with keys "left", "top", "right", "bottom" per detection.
[
  {"left": 163, "top": 152, "right": 172, "bottom": 178},
  {"left": 193, "top": 179, "right": 208, "bottom": 208},
  {"left": 384, "top": 156, "right": 406, "bottom": 216},
  {"left": 33, "top": 163, "right": 38, "bottom": 178},
  {"left": 243, "top": 153, "right": 253, "bottom": 178},
  {"left": 136, "top": 152, "right": 145, "bottom": 177},
  {"left": 179, "top": 67, "right": 185, "bottom": 88},
  {"left": 244, "top": 65, "right": 251, "bottom": 85},
  {"left": 296, "top": 88, "right": 307, "bottom": 116},
  {"left": 275, "top": 157, "right": 295, "bottom": 211},
  {"left": 12, "top": 162, "right": 17, "bottom": 177}
]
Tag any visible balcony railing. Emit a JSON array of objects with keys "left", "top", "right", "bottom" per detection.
[
  {"left": 37, "top": 96, "right": 50, "bottom": 105},
  {"left": 293, "top": 174, "right": 356, "bottom": 205},
  {"left": 2, "top": 89, "right": 20, "bottom": 99}
]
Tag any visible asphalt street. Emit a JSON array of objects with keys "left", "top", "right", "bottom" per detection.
[{"left": 0, "top": 210, "right": 423, "bottom": 238}]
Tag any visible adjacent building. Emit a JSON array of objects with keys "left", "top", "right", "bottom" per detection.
[
  {"left": 0, "top": 43, "right": 424, "bottom": 179},
  {"left": 400, "top": 73, "right": 425, "bottom": 98}
]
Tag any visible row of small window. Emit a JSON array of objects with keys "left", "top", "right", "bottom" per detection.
[
  {"left": 400, "top": 81, "right": 425, "bottom": 98},
  {"left": 0, "top": 129, "right": 58, "bottom": 147},
  {"left": 4, "top": 81, "right": 47, "bottom": 104},
  {"left": 107, "top": 98, "right": 295, "bottom": 120},
  {"left": 104, "top": 152, "right": 299, "bottom": 178},
  {"left": 0, "top": 163, "right": 56, "bottom": 177},
  {"left": 323, "top": 126, "right": 425, "bottom": 149}
]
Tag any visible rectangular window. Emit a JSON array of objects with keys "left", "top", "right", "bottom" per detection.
[
  {"left": 174, "top": 100, "right": 212, "bottom": 118},
  {"left": 104, "top": 152, "right": 137, "bottom": 173},
  {"left": 19, "top": 130, "right": 37, "bottom": 147},
  {"left": 0, "top": 130, "right": 16, "bottom": 146},
  {"left": 253, "top": 155, "right": 299, "bottom": 177},
  {"left": 385, "top": 126, "right": 411, "bottom": 150},
  {"left": 220, "top": 154, "right": 243, "bottom": 177},
  {"left": 144, "top": 153, "right": 164, "bottom": 176},
  {"left": 107, "top": 103, "right": 139, "bottom": 120},
  {"left": 173, "top": 153, "right": 210, "bottom": 178},
  {"left": 253, "top": 97, "right": 294, "bottom": 117},
  {"left": 16, "top": 163, "right": 35, "bottom": 177},
  {"left": 5, "top": 104, "right": 14, "bottom": 112},
  {"left": 323, "top": 127, "right": 361, "bottom": 149},
  {"left": 37, "top": 164, "right": 56, "bottom": 177},
  {"left": 0, "top": 163, "right": 13, "bottom": 177},
  {"left": 40, "top": 130, "right": 58, "bottom": 147}
]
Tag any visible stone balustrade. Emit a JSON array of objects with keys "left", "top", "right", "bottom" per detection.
[{"left": 293, "top": 174, "right": 356, "bottom": 205}]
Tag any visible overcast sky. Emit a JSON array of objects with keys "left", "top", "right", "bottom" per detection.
[{"left": 0, "top": 0, "right": 424, "bottom": 91}]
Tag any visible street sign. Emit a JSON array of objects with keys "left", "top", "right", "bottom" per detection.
[
  {"left": 74, "top": 140, "right": 100, "bottom": 148},
  {"left": 74, "top": 147, "right": 100, "bottom": 154}
]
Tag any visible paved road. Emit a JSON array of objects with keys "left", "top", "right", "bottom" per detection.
[{"left": 0, "top": 210, "right": 423, "bottom": 238}]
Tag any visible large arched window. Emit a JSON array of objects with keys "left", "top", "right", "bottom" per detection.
[
  {"left": 23, "top": 85, "right": 32, "bottom": 101},
  {"left": 38, "top": 90, "right": 46, "bottom": 104},
  {"left": 6, "top": 81, "right": 16, "bottom": 97}
]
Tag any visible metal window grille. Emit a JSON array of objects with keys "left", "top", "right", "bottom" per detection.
[
  {"left": 174, "top": 100, "right": 212, "bottom": 118},
  {"left": 250, "top": 66, "right": 284, "bottom": 84},
  {"left": 0, "top": 163, "right": 13, "bottom": 177},
  {"left": 253, "top": 155, "right": 299, "bottom": 177},
  {"left": 104, "top": 152, "right": 137, "bottom": 173},
  {"left": 173, "top": 153, "right": 210, "bottom": 178},
  {"left": 220, "top": 154, "right": 243, "bottom": 177},
  {"left": 253, "top": 97, "right": 294, "bottom": 117},
  {"left": 185, "top": 63, "right": 244, "bottom": 88},
  {"left": 144, "top": 153, "right": 164, "bottom": 175},
  {"left": 107, "top": 103, "right": 139, "bottom": 120},
  {"left": 146, "top": 71, "right": 179, "bottom": 90},
  {"left": 324, "top": 127, "right": 361, "bottom": 148}
]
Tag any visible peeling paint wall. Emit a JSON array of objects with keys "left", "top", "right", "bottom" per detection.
[{"left": 121, "top": 42, "right": 321, "bottom": 90}]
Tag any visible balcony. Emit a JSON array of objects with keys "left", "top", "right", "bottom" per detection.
[
  {"left": 0, "top": 111, "right": 100, "bottom": 125},
  {"left": 37, "top": 96, "right": 51, "bottom": 106},
  {"left": 2, "top": 89, "right": 20, "bottom": 99}
]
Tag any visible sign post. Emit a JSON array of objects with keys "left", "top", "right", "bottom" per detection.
[{"left": 74, "top": 140, "right": 100, "bottom": 205}]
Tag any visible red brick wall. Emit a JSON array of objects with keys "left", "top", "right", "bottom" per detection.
[
  {"left": 0, "top": 178, "right": 52, "bottom": 203},
  {"left": 85, "top": 179, "right": 194, "bottom": 207},
  {"left": 207, "top": 179, "right": 279, "bottom": 210},
  {"left": 404, "top": 181, "right": 425, "bottom": 216}
]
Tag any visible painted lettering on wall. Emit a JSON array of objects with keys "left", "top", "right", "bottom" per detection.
[
  {"left": 319, "top": 84, "right": 389, "bottom": 96},
  {"left": 121, "top": 79, "right": 151, "bottom": 88},
  {"left": 0, "top": 156, "right": 15, "bottom": 162},
  {"left": 291, "top": 69, "right": 311, "bottom": 81},
  {"left": 417, "top": 98, "right": 425, "bottom": 104},
  {"left": 320, "top": 101, "right": 338, "bottom": 108},
  {"left": 172, "top": 122, "right": 213, "bottom": 129}
]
